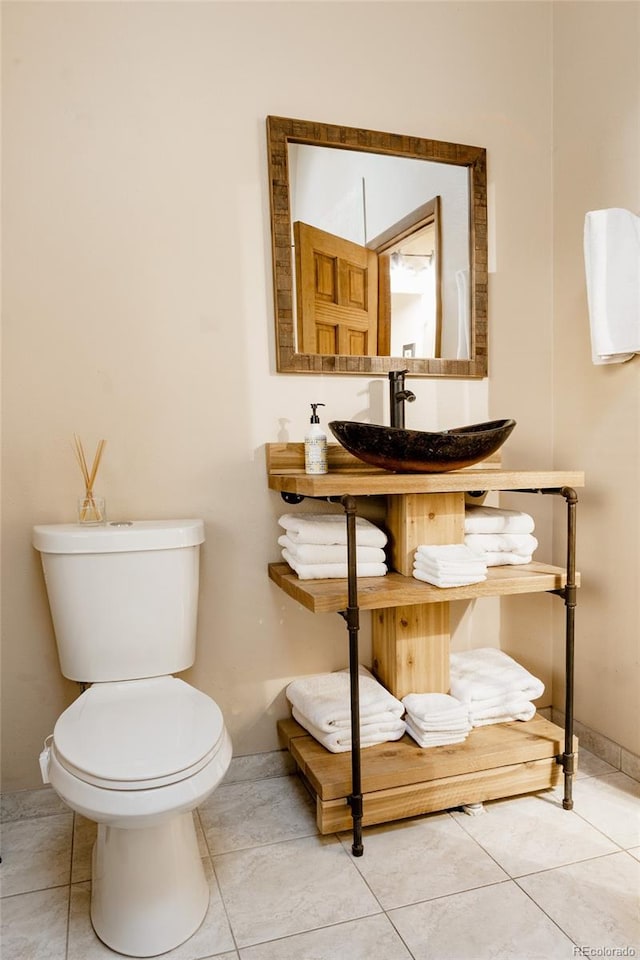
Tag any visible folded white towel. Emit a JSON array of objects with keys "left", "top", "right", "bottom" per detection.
[
  {"left": 278, "top": 513, "right": 387, "bottom": 547},
  {"left": 415, "top": 543, "right": 485, "bottom": 565},
  {"left": 469, "top": 700, "right": 536, "bottom": 726},
  {"left": 584, "top": 207, "right": 640, "bottom": 365},
  {"left": 286, "top": 665, "right": 404, "bottom": 732},
  {"left": 464, "top": 505, "right": 535, "bottom": 535},
  {"left": 449, "top": 648, "right": 544, "bottom": 705},
  {"left": 278, "top": 534, "right": 386, "bottom": 565},
  {"left": 402, "top": 692, "right": 470, "bottom": 730},
  {"left": 406, "top": 713, "right": 472, "bottom": 735},
  {"left": 405, "top": 716, "right": 470, "bottom": 748},
  {"left": 282, "top": 548, "right": 387, "bottom": 580},
  {"left": 414, "top": 557, "right": 487, "bottom": 577},
  {"left": 413, "top": 567, "right": 487, "bottom": 588},
  {"left": 292, "top": 707, "right": 406, "bottom": 753},
  {"left": 483, "top": 552, "right": 532, "bottom": 567},
  {"left": 465, "top": 533, "right": 538, "bottom": 557}
]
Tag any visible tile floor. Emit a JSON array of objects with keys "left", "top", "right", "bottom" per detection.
[{"left": 1, "top": 748, "right": 639, "bottom": 960}]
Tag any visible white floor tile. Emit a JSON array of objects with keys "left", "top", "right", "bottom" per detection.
[
  {"left": 67, "top": 859, "right": 235, "bottom": 959},
  {"left": 71, "top": 815, "right": 96, "bottom": 884},
  {"left": 0, "top": 886, "right": 69, "bottom": 960},
  {"left": 213, "top": 834, "right": 380, "bottom": 948},
  {"left": 238, "top": 914, "right": 413, "bottom": 960},
  {"left": 518, "top": 851, "right": 640, "bottom": 952},
  {"left": 1, "top": 813, "right": 73, "bottom": 896},
  {"left": 388, "top": 880, "right": 574, "bottom": 959},
  {"left": 338, "top": 812, "right": 507, "bottom": 909},
  {"left": 451, "top": 791, "right": 618, "bottom": 876},
  {"left": 572, "top": 771, "right": 640, "bottom": 848},
  {"left": 1, "top": 787, "right": 68, "bottom": 823},
  {"left": 199, "top": 775, "right": 317, "bottom": 854}
]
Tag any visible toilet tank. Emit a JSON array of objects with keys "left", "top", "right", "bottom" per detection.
[{"left": 32, "top": 519, "right": 205, "bottom": 682}]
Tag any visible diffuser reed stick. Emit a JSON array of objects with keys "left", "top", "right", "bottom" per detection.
[{"left": 74, "top": 434, "right": 106, "bottom": 522}]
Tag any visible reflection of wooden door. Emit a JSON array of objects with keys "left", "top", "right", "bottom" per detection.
[
  {"left": 294, "top": 222, "right": 378, "bottom": 356},
  {"left": 369, "top": 197, "right": 442, "bottom": 359}
]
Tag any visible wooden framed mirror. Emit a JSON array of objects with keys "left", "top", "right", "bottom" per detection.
[{"left": 267, "top": 116, "right": 487, "bottom": 378}]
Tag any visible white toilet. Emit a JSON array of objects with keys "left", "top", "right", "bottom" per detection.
[{"left": 33, "top": 519, "right": 232, "bottom": 958}]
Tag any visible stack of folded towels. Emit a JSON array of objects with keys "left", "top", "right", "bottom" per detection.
[
  {"left": 413, "top": 543, "right": 487, "bottom": 587},
  {"left": 286, "top": 665, "right": 405, "bottom": 753},
  {"left": 278, "top": 513, "right": 388, "bottom": 580},
  {"left": 464, "top": 505, "right": 538, "bottom": 566},
  {"left": 402, "top": 692, "right": 472, "bottom": 747},
  {"left": 449, "top": 647, "right": 544, "bottom": 726}
]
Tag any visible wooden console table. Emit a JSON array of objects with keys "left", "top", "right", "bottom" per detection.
[{"left": 267, "top": 442, "right": 584, "bottom": 855}]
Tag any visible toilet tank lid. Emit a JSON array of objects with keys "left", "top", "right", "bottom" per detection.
[{"left": 32, "top": 519, "right": 205, "bottom": 554}]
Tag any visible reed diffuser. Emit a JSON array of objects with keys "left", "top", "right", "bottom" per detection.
[{"left": 74, "top": 434, "right": 106, "bottom": 523}]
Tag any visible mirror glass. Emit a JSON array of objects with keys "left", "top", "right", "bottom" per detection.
[{"left": 267, "top": 117, "right": 488, "bottom": 377}]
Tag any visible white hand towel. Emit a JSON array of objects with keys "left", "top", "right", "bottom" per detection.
[
  {"left": 415, "top": 543, "right": 485, "bottom": 565},
  {"left": 465, "top": 533, "right": 538, "bottom": 557},
  {"left": 286, "top": 665, "right": 404, "bottom": 732},
  {"left": 405, "top": 717, "right": 469, "bottom": 748},
  {"left": 413, "top": 568, "right": 487, "bottom": 588},
  {"left": 464, "top": 505, "right": 535, "bottom": 535},
  {"left": 584, "top": 208, "right": 640, "bottom": 364},
  {"left": 449, "top": 648, "right": 544, "bottom": 705},
  {"left": 402, "top": 692, "right": 470, "bottom": 728},
  {"left": 278, "top": 534, "right": 386, "bottom": 565},
  {"left": 292, "top": 706, "right": 406, "bottom": 753},
  {"left": 405, "top": 713, "right": 472, "bottom": 735},
  {"left": 414, "top": 557, "right": 487, "bottom": 577},
  {"left": 282, "top": 548, "right": 387, "bottom": 580},
  {"left": 483, "top": 552, "right": 532, "bottom": 567},
  {"left": 278, "top": 513, "right": 387, "bottom": 547}
]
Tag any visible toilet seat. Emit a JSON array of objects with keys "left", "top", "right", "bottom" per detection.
[{"left": 53, "top": 676, "right": 225, "bottom": 790}]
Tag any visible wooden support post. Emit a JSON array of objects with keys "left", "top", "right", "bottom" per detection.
[
  {"left": 387, "top": 492, "right": 465, "bottom": 576},
  {"left": 372, "top": 603, "right": 450, "bottom": 698}
]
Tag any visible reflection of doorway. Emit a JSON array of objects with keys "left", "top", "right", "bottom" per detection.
[
  {"left": 368, "top": 197, "right": 442, "bottom": 358},
  {"left": 293, "top": 222, "right": 378, "bottom": 355}
]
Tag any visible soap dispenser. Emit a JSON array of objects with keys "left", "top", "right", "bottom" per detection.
[{"left": 305, "top": 403, "right": 328, "bottom": 475}]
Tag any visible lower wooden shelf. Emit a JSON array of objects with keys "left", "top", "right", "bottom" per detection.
[{"left": 278, "top": 715, "right": 576, "bottom": 834}]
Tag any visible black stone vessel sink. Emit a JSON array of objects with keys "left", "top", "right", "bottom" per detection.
[{"left": 328, "top": 419, "right": 516, "bottom": 473}]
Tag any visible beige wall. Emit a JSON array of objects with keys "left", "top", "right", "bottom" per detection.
[
  {"left": 551, "top": 2, "right": 640, "bottom": 755},
  {"left": 1, "top": 1, "right": 630, "bottom": 792}
]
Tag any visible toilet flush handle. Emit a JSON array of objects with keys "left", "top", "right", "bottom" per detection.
[{"left": 39, "top": 735, "right": 53, "bottom": 784}]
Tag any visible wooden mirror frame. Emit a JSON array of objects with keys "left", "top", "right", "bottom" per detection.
[{"left": 266, "top": 116, "right": 488, "bottom": 378}]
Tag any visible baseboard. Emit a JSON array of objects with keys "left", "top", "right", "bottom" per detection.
[{"left": 551, "top": 708, "right": 640, "bottom": 781}]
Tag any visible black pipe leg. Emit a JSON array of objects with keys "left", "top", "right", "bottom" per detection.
[
  {"left": 515, "top": 487, "right": 579, "bottom": 812},
  {"left": 561, "top": 487, "right": 578, "bottom": 810},
  {"left": 341, "top": 495, "right": 364, "bottom": 856}
]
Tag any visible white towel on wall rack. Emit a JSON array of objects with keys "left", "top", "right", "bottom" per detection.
[{"left": 584, "top": 207, "right": 640, "bottom": 364}]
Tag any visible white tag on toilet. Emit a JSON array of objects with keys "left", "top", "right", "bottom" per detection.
[{"left": 39, "top": 735, "right": 53, "bottom": 784}]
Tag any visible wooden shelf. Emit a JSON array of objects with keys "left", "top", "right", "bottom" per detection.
[
  {"left": 279, "top": 715, "right": 575, "bottom": 833},
  {"left": 265, "top": 443, "right": 585, "bottom": 497},
  {"left": 268, "top": 560, "right": 578, "bottom": 614}
]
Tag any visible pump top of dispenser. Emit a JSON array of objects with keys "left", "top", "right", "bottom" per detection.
[{"left": 310, "top": 403, "right": 325, "bottom": 423}]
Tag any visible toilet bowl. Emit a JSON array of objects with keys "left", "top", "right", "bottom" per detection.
[
  {"left": 41, "top": 676, "right": 232, "bottom": 956},
  {"left": 33, "top": 519, "right": 232, "bottom": 957}
]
